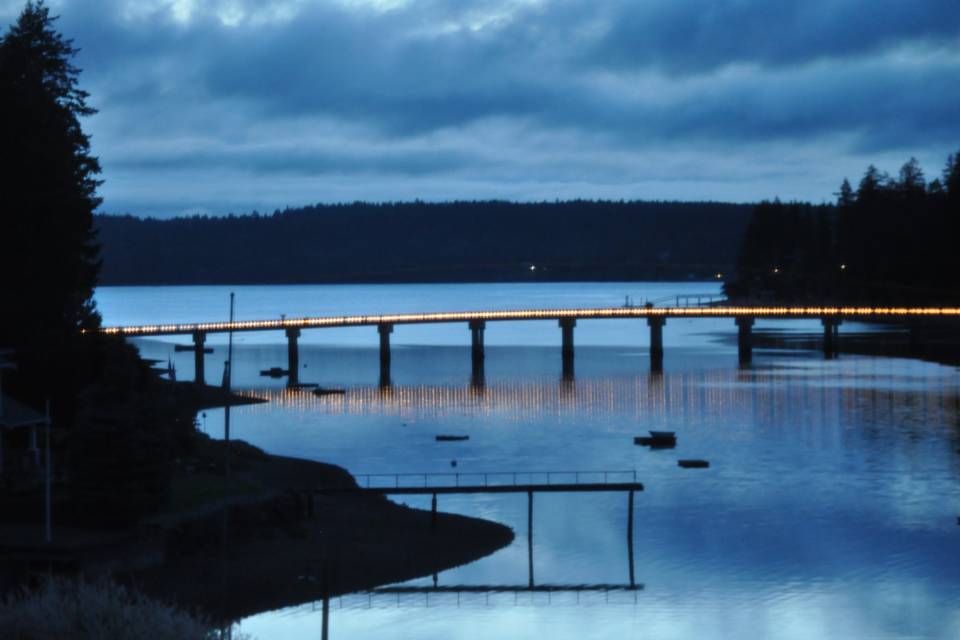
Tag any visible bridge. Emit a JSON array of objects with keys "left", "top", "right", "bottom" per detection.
[{"left": 98, "top": 306, "right": 960, "bottom": 384}]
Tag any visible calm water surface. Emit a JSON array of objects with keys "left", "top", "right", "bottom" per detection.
[{"left": 95, "top": 283, "right": 960, "bottom": 639}]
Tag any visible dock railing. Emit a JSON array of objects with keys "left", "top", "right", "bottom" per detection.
[{"left": 354, "top": 469, "right": 637, "bottom": 489}]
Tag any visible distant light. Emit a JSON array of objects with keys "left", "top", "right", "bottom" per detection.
[
  {"left": 840, "top": 264, "right": 847, "bottom": 271},
  {"left": 772, "top": 267, "right": 780, "bottom": 274},
  {"left": 529, "top": 265, "right": 536, "bottom": 271},
  {"left": 715, "top": 272, "right": 723, "bottom": 279}
]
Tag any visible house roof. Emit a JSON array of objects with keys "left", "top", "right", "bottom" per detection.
[{"left": 1, "top": 393, "right": 47, "bottom": 429}]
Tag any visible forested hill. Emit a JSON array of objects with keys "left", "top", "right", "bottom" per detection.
[{"left": 95, "top": 200, "right": 753, "bottom": 285}]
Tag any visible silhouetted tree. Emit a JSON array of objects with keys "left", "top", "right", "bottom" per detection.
[
  {"left": 856, "top": 165, "right": 886, "bottom": 202},
  {"left": 896, "top": 157, "right": 926, "bottom": 197},
  {"left": 944, "top": 152, "right": 960, "bottom": 197},
  {"left": 0, "top": 1, "right": 104, "bottom": 421},
  {"left": 727, "top": 152, "right": 960, "bottom": 305},
  {"left": 0, "top": 1, "right": 102, "bottom": 350},
  {"left": 836, "top": 178, "right": 855, "bottom": 207}
]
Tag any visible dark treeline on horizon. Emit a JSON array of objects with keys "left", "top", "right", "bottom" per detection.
[
  {"left": 725, "top": 153, "right": 960, "bottom": 305},
  {"left": 96, "top": 200, "right": 754, "bottom": 285}
]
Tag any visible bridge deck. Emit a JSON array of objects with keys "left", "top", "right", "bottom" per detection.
[{"left": 99, "top": 306, "right": 960, "bottom": 337}]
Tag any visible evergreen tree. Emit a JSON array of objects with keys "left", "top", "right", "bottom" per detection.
[
  {"left": 896, "top": 157, "right": 926, "bottom": 197},
  {"left": 856, "top": 164, "right": 886, "bottom": 201},
  {"left": 836, "top": 178, "right": 855, "bottom": 207},
  {"left": 0, "top": 1, "right": 102, "bottom": 353},
  {"left": 0, "top": 1, "right": 105, "bottom": 425},
  {"left": 943, "top": 152, "right": 960, "bottom": 197},
  {"left": 727, "top": 151, "right": 960, "bottom": 305}
]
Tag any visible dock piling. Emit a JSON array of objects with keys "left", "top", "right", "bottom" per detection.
[{"left": 527, "top": 489, "right": 534, "bottom": 588}]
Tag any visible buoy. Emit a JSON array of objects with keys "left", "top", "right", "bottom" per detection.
[
  {"left": 451, "top": 460, "right": 458, "bottom": 468},
  {"left": 678, "top": 459, "right": 709, "bottom": 469}
]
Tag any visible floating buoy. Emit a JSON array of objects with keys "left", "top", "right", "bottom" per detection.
[
  {"left": 678, "top": 459, "right": 709, "bottom": 469},
  {"left": 436, "top": 435, "right": 469, "bottom": 442}
]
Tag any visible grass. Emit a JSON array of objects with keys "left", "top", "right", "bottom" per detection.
[
  {"left": 163, "top": 474, "right": 264, "bottom": 515},
  {"left": 0, "top": 577, "right": 248, "bottom": 639}
]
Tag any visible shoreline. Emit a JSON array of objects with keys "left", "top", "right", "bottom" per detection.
[
  {"left": 2, "top": 382, "right": 514, "bottom": 624},
  {"left": 747, "top": 324, "right": 960, "bottom": 368},
  {"left": 124, "top": 442, "right": 515, "bottom": 623}
]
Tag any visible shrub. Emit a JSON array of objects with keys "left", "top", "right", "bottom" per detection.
[{"left": 0, "top": 577, "right": 241, "bottom": 640}]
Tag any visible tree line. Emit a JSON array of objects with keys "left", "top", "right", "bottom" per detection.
[
  {"left": 95, "top": 200, "right": 753, "bottom": 285},
  {"left": 724, "top": 153, "right": 960, "bottom": 304}
]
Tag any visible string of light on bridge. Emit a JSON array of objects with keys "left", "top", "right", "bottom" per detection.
[{"left": 96, "top": 306, "right": 960, "bottom": 337}]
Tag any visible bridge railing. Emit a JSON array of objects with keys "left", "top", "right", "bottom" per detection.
[
  {"left": 354, "top": 469, "right": 637, "bottom": 489},
  {"left": 674, "top": 293, "right": 725, "bottom": 307}
]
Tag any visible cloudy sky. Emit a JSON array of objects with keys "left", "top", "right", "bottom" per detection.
[{"left": 3, "top": 0, "right": 958, "bottom": 217}]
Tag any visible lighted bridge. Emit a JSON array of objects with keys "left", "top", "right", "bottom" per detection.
[{"left": 99, "top": 306, "right": 960, "bottom": 385}]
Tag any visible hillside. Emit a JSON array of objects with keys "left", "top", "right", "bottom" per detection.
[{"left": 96, "top": 200, "right": 753, "bottom": 284}]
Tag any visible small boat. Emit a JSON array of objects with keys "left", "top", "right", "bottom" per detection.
[
  {"left": 634, "top": 436, "right": 676, "bottom": 448},
  {"left": 312, "top": 387, "right": 346, "bottom": 396},
  {"left": 436, "top": 435, "right": 470, "bottom": 442},
  {"left": 634, "top": 430, "right": 677, "bottom": 448},
  {"left": 260, "top": 367, "right": 289, "bottom": 377},
  {"left": 678, "top": 459, "right": 709, "bottom": 469},
  {"left": 288, "top": 382, "right": 319, "bottom": 390}
]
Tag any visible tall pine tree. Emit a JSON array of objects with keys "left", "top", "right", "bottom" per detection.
[{"left": 0, "top": 1, "right": 101, "bottom": 351}]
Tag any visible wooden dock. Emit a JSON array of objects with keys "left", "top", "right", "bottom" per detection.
[
  {"left": 311, "top": 477, "right": 643, "bottom": 592},
  {"left": 317, "top": 482, "right": 643, "bottom": 496},
  {"left": 371, "top": 583, "right": 643, "bottom": 594}
]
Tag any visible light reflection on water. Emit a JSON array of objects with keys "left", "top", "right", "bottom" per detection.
[
  {"left": 96, "top": 284, "right": 960, "bottom": 639},
  {"left": 196, "top": 347, "right": 959, "bottom": 640}
]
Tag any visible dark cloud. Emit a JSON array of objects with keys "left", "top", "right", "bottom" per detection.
[
  {"left": 588, "top": 0, "right": 960, "bottom": 73},
  {"left": 3, "top": 0, "right": 957, "bottom": 216}
]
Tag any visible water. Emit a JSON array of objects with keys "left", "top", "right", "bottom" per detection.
[{"left": 94, "top": 283, "right": 960, "bottom": 640}]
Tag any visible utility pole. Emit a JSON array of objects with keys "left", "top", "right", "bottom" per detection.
[
  {"left": 44, "top": 398, "right": 51, "bottom": 544},
  {"left": 224, "top": 292, "right": 235, "bottom": 475}
]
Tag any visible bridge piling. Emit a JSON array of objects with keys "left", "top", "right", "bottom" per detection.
[
  {"left": 647, "top": 317, "right": 666, "bottom": 371},
  {"left": 285, "top": 327, "right": 301, "bottom": 386},
  {"left": 822, "top": 317, "right": 841, "bottom": 358},
  {"left": 192, "top": 331, "right": 206, "bottom": 385},
  {"left": 736, "top": 316, "right": 755, "bottom": 365},
  {"left": 559, "top": 318, "right": 576, "bottom": 377},
  {"left": 469, "top": 319, "right": 486, "bottom": 375},
  {"left": 378, "top": 323, "right": 393, "bottom": 382}
]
